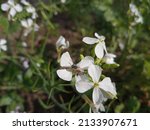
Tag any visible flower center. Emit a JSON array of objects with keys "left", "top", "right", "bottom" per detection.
[{"left": 94, "top": 82, "right": 99, "bottom": 88}]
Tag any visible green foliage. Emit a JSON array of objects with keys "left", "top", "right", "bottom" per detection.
[
  {"left": 0, "top": 15, "right": 9, "bottom": 34},
  {"left": 0, "top": 0, "right": 150, "bottom": 112}
]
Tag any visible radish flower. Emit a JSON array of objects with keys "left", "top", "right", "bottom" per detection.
[
  {"left": 57, "top": 52, "right": 94, "bottom": 81},
  {"left": 21, "top": 0, "right": 38, "bottom": 19},
  {"left": 104, "top": 53, "right": 116, "bottom": 64},
  {"left": 75, "top": 64, "right": 117, "bottom": 105},
  {"left": 21, "top": 18, "right": 39, "bottom": 36},
  {"left": 1, "top": 0, "right": 23, "bottom": 20},
  {"left": 56, "top": 36, "right": 69, "bottom": 50},
  {"left": 82, "top": 33, "right": 107, "bottom": 59}
]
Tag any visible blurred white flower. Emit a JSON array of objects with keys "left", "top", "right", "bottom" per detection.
[
  {"left": 0, "top": 39, "right": 7, "bottom": 52},
  {"left": 57, "top": 52, "right": 94, "bottom": 81},
  {"left": 22, "top": 42, "right": 28, "bottom": 47},
  {"left": 60, "top": 0, "right": 66, "bottom": 4},
  {"left": 119, "top": 42, "right": 125, "bottom": 50},
  {"left": 26, "top": 6, "right": 38, "bottom": 19},
  {"left": 21, "top": 0, "right": 30, "bottom": 6},
  {"left": 1, "top": 0, "right": 23, "bottom": 20},
  {"left": 75, "top": 64, "right": 117, "bottom": 105},
  {"left": 21, "top": 0, "right": 38, "bottom": 19},
  {"left": 23, "top": 60, "right": 29, "bottom": 69},
  {"left": 36, "top": 63, "right": 41, "bottom": 67},
  {"left": 21, "top": 18, "right": 39, "bottom": 36},
  {"left": 56, "top": 36, "right": 69, "bottom": 50},
  {"left": 103, "top": 53, "right": 116, "bottom": 64},
  {"left": 82, "top": 33, "right": 107, "bottom": 59},
  {"left": 20, "top": 56, "right": 29, "bottom": 69},
  {"left": 129, "top": 3, "right": 143, "bottom": 25}
]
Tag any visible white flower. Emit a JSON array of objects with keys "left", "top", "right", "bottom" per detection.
[
  {"left": 21, "top": 18, "right": 33, "bottom": 28},
  {"left": 22, "top": 42, "right": 27, "bottom": 47},
  {"left": 56, "top": 36, "right": 69, "bottom": 50},
  {"left": 1, "top": 0, "right": 23, "bottom": 20},
  {"left": 103, "top": 53, "right": 116, "bottom": 64},
  {"left": 60, "top": 0, "right": 66, "bottom": 3},
  {"left": 90, "top": 102, "right": 105, "bottom": 113},
  {"left": 21, "top": 18, "right": 39, "bottom": 36},
  {"left": 82, "top": 33, "right": 107, "bottom": 59},
  {"left": 20, "top": 57, "right": 29, "bottom": 69},
  {"left": 57, "top": 52, "right": 94, "bottom": 81},
  {"left": 75, "top": 64, "right": 117, "bottom": 105},
  {"left": 26, "top": 6, "right": 38, "bottom": 19},
  {"left": 23, "top": 60, "right": 29, "bottom": 69},
  {"left": 129, "top": 3, "right": 143, "bottom": 25},
  {"left": 21, "top": 0, "right": 38, "bottom": 19},
  {"left": 0, "top": 39, "right": 7, "bottom": 52}
]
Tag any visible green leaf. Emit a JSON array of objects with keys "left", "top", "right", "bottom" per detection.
[
  {"left": 25, "top": 69, "right": 33, "bottom": 79},
  {"left": 102, "top": 63, "right": 120, "bottom": 69},
  {"left": 143, "top": 61, "right": 150, "bottom": 78},
  {"left": 115, "top": 103, "right": 125, "bottom": 112},
  {"left": 126, "top": 96, "right": 141, "bottom": 112},
  {"left": 0, "top": 96, "right": 12, "bottom": 106},
  {"left": 0, "top": 15, "right": 9, "bottom": 33}
]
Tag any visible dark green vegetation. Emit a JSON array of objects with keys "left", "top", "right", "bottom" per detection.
[{"left": 0, "top": 0, "right": 150, "bottom": 112}]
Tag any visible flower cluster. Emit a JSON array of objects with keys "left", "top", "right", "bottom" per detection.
[
  {"left": 1, "top": 0, "right": 39, "bottom": 36},
  {"left": 129, "top": 3, "right": 143, "bottom": 26},
  {"left": 56, "top": 33, "right": 118, "bottom": 112}
]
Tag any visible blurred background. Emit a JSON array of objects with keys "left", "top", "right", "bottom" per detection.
[{"left": 0, "top": 0, "right": 150, "bottom": 112}]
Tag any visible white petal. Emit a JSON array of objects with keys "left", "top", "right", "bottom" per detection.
[
  {"left": 26, "top": 6, "right": 35, "bottom": 13},
  {"left": 105, "top": 53, "right": 116, "bottom": 58},
  {"left": 92, "top": 87, "right": 106, "bottom": 105},
  {"left": 22, "top": 42, "right": 27, "bottom": 47},
  {"left": 99, "top": 77, "right": 117, "bottom": 99},
  {"left": 88, "top": 64, "right": 102, "bottom": 83},
  {"left": 94, "top": 32, "right": 101, "bottom": 39},
  {"left": 9, "top": 8, "right": 16, "bottom": 17},
  {"left": 23, "top": 28, "right": 32, "bottom": 36},
  {"left": 57, "top": 69, "right": 72, "bottom": 81},
  {"left": 34, "top": 24, "right": 39, "bottom": 31},
  {"left": 21, "top": 20, "right": 28, "bottom": 28},
  {"left": 95, "top": 103, "right": 105, "bottom": 112},
  {"left": 94, "top": 33, "right": 105, "bottom": 41},
  {"left": 21, "top": 0, "right": 30, "bottom": 6},
  {"left": 27, "top": 18, "right": 33, "bottom": 27},
  {"left": 57, "top": 36, "right": 69, "bottom": 49},
  {"left": 82, "top": 37, "right": 99, "bottom": 45},
  {"left": 60, "top": 52, "right": 73, "bottom": 67},
  {"left": 15, "top": 4, "right": 23, "bottom": 12},
  {"left": 56, "top": 36, "right": 66, "bottom": 49},
  {"left": 32, "top": 12, "right": 38, "bottom": 19},
  {"left": 8, "top": 0, "right": 15, "bottom": 6},
  {"left": 0, "top": 39, "right": 7, "bottom": 45},
  {"left": 77, "top": 56, "right": 94, "bottom": 69},
  {"left": 1, "top": 3, "right": 10, "bottom": 11},
  {"left": 102, "top": 42, "right": 107, "bottom": 53},
  {"left": 95, "top": 43, "right": 104, "bottom": 59},
  {"left": 1, "top": 45, "right": 7, "bottom": 51},
  {"left": 75, "top": 74, "right": 88, "bottom": 83},
  {"left": 75, "top": 80, "right": 93, "bottom": 93},
  {"left": 104, "top": 53, "right": 116, "bottom": 64}
]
